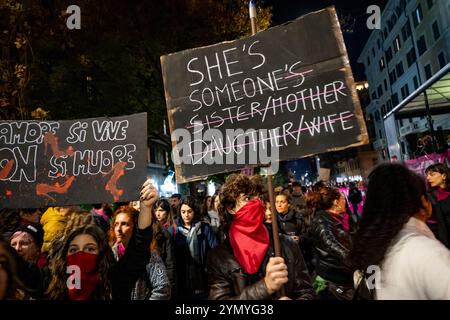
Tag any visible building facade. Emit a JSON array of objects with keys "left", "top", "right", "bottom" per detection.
[{"left": 358, "top": 0, "right": 450, "bottom": 160}]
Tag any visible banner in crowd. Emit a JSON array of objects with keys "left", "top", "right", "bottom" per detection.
[
  {"left": 0, "top": 113, "right": 147, "bottom": 208},
  {"left": 404, "top": 149, "right": 450, "bottom": 177},
  {"left": 161, "top": 6, "right": 368, "bottom": 183}
]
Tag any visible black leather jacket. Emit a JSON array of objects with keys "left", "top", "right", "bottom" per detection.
[
  {"left": 310, "top": 210, "right": 352, "bottom": 285},
  {"left": 428, "top": 190, "right": 450, "bottom": 248},
  {"left": 207, "top": 234, "right": 315, "bottom": 300}
]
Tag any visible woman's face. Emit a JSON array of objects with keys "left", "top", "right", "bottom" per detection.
[
  {"left": 206, "top": 197, "right": 212, "bottom": 209},
  {"left": 275, "top": 195, "right": 290, "bottom": 214},
  {"left": 334, "top": 193, "right": 347, "bottom": 214},
  {"left": 180, "top": 204, "right": 194, "bottom": 226},
  {"left": 67, "top": 234, "right": 99, "bottom": 256},
  {"left": 114, "top": 213, "right": 134, "bottom": 247},
  {"left": 265, "top": 203, "right": 272, "bottom": 223},
  {"left": 10, "top": 232, "right": 39, "bottom": 263},
  {"left": 426, "top": 170, "right": 446, "bottom": 188},
  {"left": 214, "top": 196, "right": 220, "bottom": 211},
  {"left": 155, "top": 207, "right": 168, "bottom": 223}
]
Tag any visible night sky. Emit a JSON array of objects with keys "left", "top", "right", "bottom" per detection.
[{"left": 270, "top": 0, "right": 388, "bottom": 81}]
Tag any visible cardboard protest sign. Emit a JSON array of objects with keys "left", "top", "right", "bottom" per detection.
[
  {"left": 161, "top": 7, "right": 368, "bottom": 183},
  {"left": 0, "top": 113, "right": 147, "bottom": 208}
]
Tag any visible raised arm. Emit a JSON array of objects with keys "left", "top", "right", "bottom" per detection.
[
  {"left": 110, "top": 179, "right": 158, "bottom": 299},
  {"left": 138, "top": 179, "right": 158, "bottom": 229}
]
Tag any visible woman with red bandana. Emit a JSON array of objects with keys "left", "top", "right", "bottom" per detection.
[
  {"left": 11, "top": 179, "right": 158, "bottom": 300},
  {"left": 207, "top": 174, "right": 314, "bottom": 300},
  {"left": 426, "top": 163, "right": 450, "bottom": 248}
]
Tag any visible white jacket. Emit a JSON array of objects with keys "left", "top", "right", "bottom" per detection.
[{"left": 376, "top": 217, "right": 450, "bottom": 300}]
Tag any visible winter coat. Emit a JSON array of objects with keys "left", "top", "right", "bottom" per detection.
[
  {"left": 278, "top": 209, "right": 304, "bottom": 237},
  {"left": 155, "top": 227, "right": 177, "bottom": 296},
  {"left": 207, "top": 234, "right": 315, "bottom": 300},
  {"left": 131, "top": 251, "right": 171, "bottom": 300},
  {"left": 428, "top": 190, "right": 450, "bottom": 248},
  {"left": 310, "top": 210, "right": 352, "bottom": 285},
  {"left": 174, "top": 220, "right": 218, "bottom": 299}
]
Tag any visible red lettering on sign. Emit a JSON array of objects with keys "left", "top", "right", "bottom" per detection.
[
  {"left": 36, "top": 176, "right": 75, "bottom": 201},
  {"left": 0, "top": 159, "right": 15, "bottom": 180},
  {"left": 105, "top": 162, "right": 126, "bottom": 202}
]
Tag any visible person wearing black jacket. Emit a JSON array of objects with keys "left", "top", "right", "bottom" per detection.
[
  {"left": 275, "top": 193, "right": 305, "bottom": 243},
  {"left": 426, "top": 163, "right": 450, "bottom": 248},
  {"left": 310, "top": 187, "right": 353, "bottom": 300},
  {"left": 153, "top": 223, "right": 176, "bottom": 296},
  {"left": 12, "top": 179, "right": 158, "bottom": 300},
  {"left": 208, "top": 174, "right": 315, "bottom": 300},
  {"left": 152, "top": 199, "right": 177, "bottom": 295}
]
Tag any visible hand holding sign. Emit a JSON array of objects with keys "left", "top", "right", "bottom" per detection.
[{"left": 264, "top": 257, "right": 289, "bottom": 295}]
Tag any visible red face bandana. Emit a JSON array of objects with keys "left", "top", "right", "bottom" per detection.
[
  {"left": 66, "top": 251, "right": 99, "bottom": 300},
  {"left": 229, "top": 198, "right": 269, "bottom": 274}
]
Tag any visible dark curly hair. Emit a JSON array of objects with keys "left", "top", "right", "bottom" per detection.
[
  {"left": 217, "top": 174, "right": 265, "bottom": 234},
  {"left": 218, "top": 174, "right": 264, "bottom": 214},
  {"left": 347, "top": 163, "right": 428, "bottom": 272},
  {"left": 46, "top": 224, "right": 114, "bottom": 300}
]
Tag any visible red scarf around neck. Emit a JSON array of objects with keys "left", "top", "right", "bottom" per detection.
[
  {"left": 436, "top": 187, "right": 450, "bottom": 202},
  {"left": 229, "top": 199, "right": 269, "bottom": 274}
]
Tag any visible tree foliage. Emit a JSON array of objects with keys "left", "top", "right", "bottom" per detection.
[{"left": 0, "top": 0, "right": 272, "bottom": 133}]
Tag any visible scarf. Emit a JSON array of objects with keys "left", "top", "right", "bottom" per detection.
[
  {"left": 178, "top": 221, "right": 202, "bottom": 264},
  {"left": 112, "top": 242, "right": 126, "bottom": 260},
  {"left": 92, "top": 208, "right": 109, "bottom": 223},
  {"left": 436, "top": 187, "right": 450, "bottom": 202},
  {"left": 330, "top": 212, "right": 350, "bottom": 232},
  {"left": 229, "top": 199, "right": 269, "bottom": 274},
  {"left": 67, "top": 251, "right": 99, "bottom": 300}
]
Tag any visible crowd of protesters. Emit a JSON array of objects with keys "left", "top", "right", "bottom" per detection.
[{"left": 1, "top": 161, "right": 450, "bottom": 300}]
